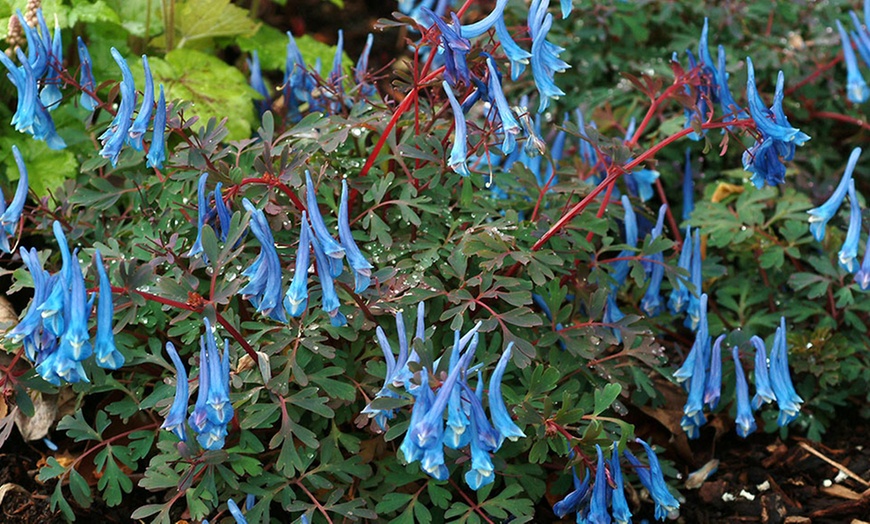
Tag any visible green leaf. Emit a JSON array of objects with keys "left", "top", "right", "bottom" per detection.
[
  {"left": 69, "top": 469, "right": 93, "bottom": 507},
  {"left": 593, "top": 383, "right": 622, "bottom": 416},
  {"left": 147, "top": 49, "right": 257, "bottom": 140},
  {"left": 171, "top": 0, "right": 257, "bottom": 48}
]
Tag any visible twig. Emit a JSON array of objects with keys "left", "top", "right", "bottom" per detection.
[{"left": 797, "top": 441, "right": 870, "bottom": 487}]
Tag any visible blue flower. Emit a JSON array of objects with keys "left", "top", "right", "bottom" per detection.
[
  {"left": 187, "top": 173, "right": 209, "bottom": 260},
  {"left": 641, "top": 204, "right": 669, "bottom": 317},
  {"left": 338, "top": 180, "right": 373, "bottom": 293},
  {"left": 99, "top": 48, "right": 137, "bottom": 166},
  {"left": 64, "top": 249, "right": 93, "bottom": 362},
  {"left": 697, "top": 18, "right": 718, "bottom": 97},
  {"left": 854, "top": 232, "right": 870, "bottom": 290},
  {"left": 588, "top": 445, "right": 611, "bottom": 524},
  {"left": 715, "top": 45, "right": 749, "bottom": 124},
  {"left": 248, "top": 51, "right": 271, "bottom": 115},
  {"left": 38, "top": 222, "right": 74, "bottom": 338},
  {"left": 494, "top": 17, "right": 531, "bottom": 81},
  {"left": 146, "top": 86, "right": 167, "bottom": 169},
  {"left": 459, "top": 0, "right": 508, "bottom": 38},
  {"left": 683, "top": 323, "right": 708, "bottom": 429},
  {"left": 441, "top": 81, "right": 472, "bottom": 177},
  {"left": 239, "top": 199, "right": 287, "bottom": 323},
  {"left": 354, "top": 34, "right": 377, "bottom": 99},
  {"left": 488, "top": 343, "right": 525, "bottom": 447},
  {"left": 732, "top": 346, "right": 757, "bottom": 438},
  {"left": 610, "top": 445, "right": 633, "bottom": 524},
  {"left": 0, "top": 145, "right": 28, "bottom": 253},
  {"left": 703, "top": 334, "right": 725, "bottom": 410},
  {"left": 424, "top": 9, "right": 471, "bottom": 85},
  {"left": 227, "top": 498, "right": 248, "bottom": 524},
  {"left": 327, "top": 30, "right": 346, "bottom": 114},
  {"left": 675, "top": 293, "right": 709, "bottom": 385},
  {"left": 189, "top": 318, "right": 233, "bottom": 450},
  {"left": 305, "top": 171, "right": 345, "bottom": 277},
  {"left": 363, "top": 309, "right": 418, "bottom": 430},
  {"left": 284, "top": 212, "right": 311, "bottom": 318},
  {"left": 610, "top": 195, "right": 638, "bottom": 289},
  {"left": 745, "top": 58, "right": 806, "bottom": 144},
  {"left": 849, "top": 11, "right": 870, "bottom": 69},
  {"left": 463, "top": 376, "right": 498, "bottom": 490},
  {"left": 837, "top": 20, "right": 870, "bottom": 103},
  {"left": 284, "top": 31, "right": 314, "bottom": 122},
  {"left": 94, "top": 250, "right": 124, "bottom": 369},
  {"left": 574, "top": 108, "right": 600, "bottom": 168},
  {"left": 161, "top": 341, "right": 189, "bottom": 441},
  {"left": 38, "top": 16, "right": 63, "bottom": 112},
  {"left": 308, "top": 220, "right": 346, "bottom": 327},
  {"left": 485, "top": 56, "right": 522, "bottom": 154},
  {"left": 839, "top": 180, "right": 862, "bottom": 272},
  {"left": 769, "top": 318, "right": 803, "bottom": 426},
  {"left": 630, "top": 439, "right": 681, "bottom": 521},
  {"left": 528, "top": 0, "right": 569, "bottom": 113},
  {"left": 444, "top": 331, "right": 471, "bottom": 449},
  {"left": 553, "top": 469, "right": 591, "bottom": 518},
  {"left": 127, "top": 56, "right": 154, "bottom": 151},
  {"left": 398, "top": 369, "right": 434, "bottom": 465},
  {"left": 668, "top": 227, "right": 693, "bottom": 315},
  {"left": 77, "top": 37, "right": 100, "bottom": 112},
  {"left": 808, "top": 147, "right": 861, "bottom": 242},
  {"left": 750, "top": 336, "right": 776, "bottom": 410},
  {"left": 212, "top": 182, "right": 231, "bottom": 242},
  {"left": 6, "top": 247, "right": 51, "bottom": 359},
  {"left": 684, "top": 230, "right": 704, "bottom": 330},
  {"left": 683, "top": 149, "right": 694, "bottom": 221}
]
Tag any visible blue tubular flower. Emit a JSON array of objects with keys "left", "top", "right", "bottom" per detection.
[
  {"left": 187, "top": 173, "right": 209, "bottom": 260},
  {"left": 161, "top": 341, "right": 189, "bottom": 441},
  {"left": 685, "top": 230, "right": 703, "bottom": 330},
  {"left": 444, "top": 332, "right": 471, "bottom": 449},
  {"left": 745, "top": 58, "right": 804, "bottom": 144},
  {"left": 588, "top": 445, "right": 611, "bottom": 524},
  {"left": 641, "top": 205, "right": 669, "bottom": 316},
  {"left": 227, "top": 499, "right": 248, "bottom": 524},
  {"left": 485, "top": 56, "right": 521, "bottom": 154},
  {"left": 284, "top": 31, "right": 310, "bottom": 121},
  {"left": 464, "top": 400, "right": 496, "bottom": 489},
  {"left": 190, "top": 319, "right": 233, "bottom": 450},
  {"left": 610, "top": 445, "right": 633, "bottom": 524},
  {"left": 668, "top": 227, "right": 693, "bottom": 315},
  {"left": 305, "top": 171, "right": 345, "bottom": 277},
  {"left": 697, "top": 18, "right": 718, "bottom": 96},
  {"left": 284, "top": 213, "right": 311, "bottom": 318},
  {"left": 528, "top": 0, "right": 569, "bottom": 113},
  {"left": 239, "top": 199, "right": 287, "bottom": 323},
  {"left": 839, "top": 180, "right": 862, "bottom": 272},
  {"left": 0, "top": 145, "right": 28, "bottom": 253},
  {"left": 146, "top": 85, "right": 167, "bottom": 169},
  {"left": 39, "top": 19, "right": 63, "bottom": 111},
  {"left": 560, "top": 0, "right": 573, "bottom": 18},
  {"left": 750, "top": 336, "right": 775, "bottom": 410},
  {"left": 128, "top": 56, "right": 154, "bottom": 151},
  {"left": 675, "top": 293, "right": 709, "bottom": 384},
  {"left": 5, "top": 248, "right": 49, "bottom": 351},
  {"left": 424, "top": 9, "right": 471, "bottom": 85},
  {"left": 399, "top": 371, "right": 434, "bottom": 464},
  {"left": 704, "top": 334, "right": 725, "bottom": 410},
  {"left": 355, "top": 34, "right": 376, "bottom": 98},
  {"left": 553, "top": 469, "right": 591, "bottom": 518},
  {"left": 248, "top": 51, "right": 271, "bottom": 115},
  {"left": 77, "top": 38, "right": 100, "bottom": 111},
  {"left": 99, "top": 48, "right": 137, "bottom": 166},
  {"left": 65, "top": 250, "right": 93, "bottom": 362},
  {"left": 94, "top": 250, "right": 123, "bottom": 369},
  {"left": 770, "top": 318, "right": 803, "bottom": 426},
  {"left": 308, "top": 221, "right": 346, "bottom": 327},
  {"left": 441, "top": 81, "right": 472, "bottom": 177},
  {"left": 488, "top": 343, "right": 525, "bottom": 447},
  {"left": 732, "top": 346, "right": 757, "bottom": 438},
  {"left": 338, "top": 180, "right": 373, "bottom": 293},
  {"left": 631, "top": 168, "right": 660, "bottom": 202},
  {"left": 837, "top": 20, "right": 870, "bottom": 103},
  {"left": 716, "top": 45, "right": 748, "bottom": 123},
  {"left": 494, "top": 17, "right": 531, "bottom": 81},
  {"left": 212, "top": 183, "right": 231, "bottom": 242},
  {"left": 683, "top": 325, "right": 708, "bottom": 424},
  {"left": 327, "top": 30, "right": 345, "bottom": 113},
  {"left": 683, "top": 149, "right": 694, "bottom": 221},
  {"left": 849, "top": 12, "right": 870, "bottom": 68},
  {"left": 633, "top": 439, "right": 681, "bottom": 521},
  {"left": 855, "top": 231, "right": 870, "bottom": 290},
  {"left": 808, "top": 147, "right": 861, "bottom": 242},
  {"left": 38, "top": 222, "right": 73, "bottom": 337},
  {"left": 460, "top": 0, "right": 507, "bottom": 38}
]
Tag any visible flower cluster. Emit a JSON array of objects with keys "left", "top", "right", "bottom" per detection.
[
  {"left": 0, "top": 9, "right": 65, "bottom": 148},
  {"left": 227, "top": 172, "right": 372, "bottom": 327},
  {"left": 160, "top": 318, "right": 234, "bottom": 451},
  {"left": 362, "top": 305, "right": 525, "bottom": 490},
  {"left": 675, "top": 294, "right": 803, "bottom": 438},
  {"left": 6, "top": 220, "right": 122, "bottom": 385},
  {"left": 835, "top": 0, "right": 870, "bottom": 103},
  {"left": 553, "top": 439, "right": 680, "bottom": 523},
  {"left": 806, "top": 147, "right": 870, "bottom": 287},
  {"left": 0, "top": 145, "right": 29, "bottom": 254}
]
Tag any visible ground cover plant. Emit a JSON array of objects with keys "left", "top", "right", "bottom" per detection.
[{"left": 0, "top": 0, "right": 869, "bottom": 522}]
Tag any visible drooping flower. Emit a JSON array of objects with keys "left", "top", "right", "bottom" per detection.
[
  {"left": 94, "top": 250, "right": 124, "bottom": 369},
  {"left": 99, "top": 48, "right": 137, "bottom": 166},
  {"left": 212, "top": 183, "right": 231, "bottom": 243},
  {"left": 628, "top": 439, "right": 681, "bottom": 521},
  {"left": 338, "top": 180, "right": 373, "bottom": 293},
  {"left": 189, "top": 318, "right": 233, "bottom": 450},
  {"left": 146, "top": 85, "right": 167, "bottom": 170},
  {"left": 247, "top": 51, "right": 271, "bottom": 115},
  {"left": 239, "top": 199, "right": 287, "bottom": 323},
  {"left": 732, "top": 346, "right": 757, "bottom": 438},
  {"left": 553, "top": 469, "right": 591, "bottom": 518},
  {"left": 837, "top": 20, "right": 870, "bottom": 103},
  {"left": 227, "top": 499, "right": 248, "bottom": 524},
  {"left": 187, "top": 173, "right": 209, "bottom": 261},
  {"left": 528, "top": 0, "right": 570, "bottom": 113},
  {"left": 127, "top": 55, "right": 154, "bottom": 151},
  {"left": 703, "top": 334, "right": 725, "bottom": 410},
  {"left": 0, "top": 145, "right": 29, "bottom": 254},
  {"left": 494, "top": 17, "right": 531, "bottom": 81},
  {"left": 308, "top": 220, "right": 346, "bottom": 327},
  {"left": 684, "top": 229, "right": 704, "bottom": 330},
  {"left": 641, "top": 204, "right": 669, "bottom": 317},
  {"left": 424, "top": 9, "right": 471, "bottom": 85},
  {"left": 610, "top": 445, "right": 633, "bottom": 524},
  {"left": 488, "top": 343, "right": 525, "bottom": 447},
  {"left": 808, "top": 147, "right": 861, "bottom": 242},
  {"left": 668, "top": 227, "right": 693, "bottom": 315},
  {"left": 354, "top": 33, "right": 377, "bottom": 99},
  {"left": 305, "top": 171, "right": 345, "bottom": 277},
  {"left": 442, "top": 81, "right": 471, "bottom": 177},
  {"left": 161, "top": 341, "right": 190, "bottom": 441},
  {"left": 459, "top": 0, "right": 508, "bottom": 38},
  {"left": 838, "top": 180, "right": 862, "bottom": 272},
  {"left": 715, "top": 45, "right": 748, "bottom": 124},
  {"left": 485, "top": 56, "right": 521, "bottom": 154},
  {"left": 38, "top": 16, "right": 63, "bottom": 111},
  {"left": 284, "top": 213, "right": 311, "bottom": 318},
  {"left": 855, "top": 230, "right": 870, "bottom": 290},
  {"left": 77, "top": 37, "right": 100, "bottom": 112},
  {"left": 769, "top": 318, "right": 803, "bottom": 426},
  {"left": 750, "top": 335, "right": 776, "bottom": 410},
  {"left": 587, "top": 445, "right": 611, "bottom": 524}
]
